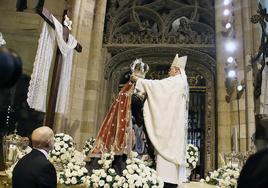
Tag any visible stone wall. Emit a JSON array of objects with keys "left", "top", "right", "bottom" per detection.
[
  {"left": 0, "top": 0, "right": 106, "bottom": 149},
  {"left": 215, "top": 0, "right": 259, "bottom": 164}
]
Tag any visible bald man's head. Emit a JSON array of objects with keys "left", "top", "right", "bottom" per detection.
[{"left": 31, "top": 126, "right": 54, "bottom": 152}]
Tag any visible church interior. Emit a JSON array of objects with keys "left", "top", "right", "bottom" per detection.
[{"left": 0, "top": 0, "right": 268, "bottom": 187}]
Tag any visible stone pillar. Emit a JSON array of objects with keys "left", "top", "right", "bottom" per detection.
[
  {"left": 81, "top": 0, "right": 107, "bottom": 147},
  {"left": 215, "top": 0, "right": 232, "bottom": 163},
  {"left": 215, "top": 0, "right": 259, "bottom": 160},
  {"left": 54, "top": 0, "right": 96, "bottom": 149},
  {"left": 239, "top": 0, "right": 259, "bottom": 150}
]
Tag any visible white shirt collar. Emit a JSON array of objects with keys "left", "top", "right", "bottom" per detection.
[{"left": 35, "top": 148, "right": 49, "bottom": 159}]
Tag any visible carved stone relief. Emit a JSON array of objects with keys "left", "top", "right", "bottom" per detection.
[{"left": 104, "top": 0, "right": 215, "bottom": 46}]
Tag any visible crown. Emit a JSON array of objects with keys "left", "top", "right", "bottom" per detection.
[{"left": 130, "top": 58, "right": 149, "bottom": 78}]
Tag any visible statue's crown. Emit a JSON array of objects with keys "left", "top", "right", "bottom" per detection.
[{"left": 130, "top": 58, "right": 149, "bottom": 78}]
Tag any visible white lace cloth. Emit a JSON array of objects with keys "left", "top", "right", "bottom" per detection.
[
  {"left": 27, "top": 16, "right": 77, "bottom": 113},
  {"left": 0, "top": 32, "right": 6, "bottom": 46}
]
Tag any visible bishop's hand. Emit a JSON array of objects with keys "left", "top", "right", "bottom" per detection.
[{"left": 130, "top": 74, "right": 139, "bottom": 82}]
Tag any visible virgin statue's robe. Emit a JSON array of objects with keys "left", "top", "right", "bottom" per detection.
[
  {"left": 135, "top": 74, "right": 189, "bottom": 184},
  {"left": 90, "top": 81, "right": 134, "bottom": 156}
]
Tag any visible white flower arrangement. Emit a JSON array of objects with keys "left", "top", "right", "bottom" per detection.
[
  {"left": 58, "top": 161, "right": 89, "bottom": 186},
  {"left": 89, "top": 152, "right": 119, "bottom": 188},
  {"left": 186, "top": 144, "right": 199, "bottom": 169},
  {"left": 200, "top": 164, "right": 240, "bottom": 188},
  {"left": 83, "top": 137, "right": 96, "bottom": 156},
  {"left": 49, "top": 133, "right": 75, "bottom": 164},
  {"left": 89, "top": 151, "right": 163, "bottom": 188},
  {"left": 121, "top": 152, "right": 164, "bottom": 188}
]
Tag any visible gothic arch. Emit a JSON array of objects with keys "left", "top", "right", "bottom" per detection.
[{"left": 102, "top": 0, "right": 216, "bottom": 175}]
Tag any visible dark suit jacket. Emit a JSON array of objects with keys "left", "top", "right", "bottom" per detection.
[
  {"left": 237, "top": 148, "right": 268, "bottom": 188},
  {"left": 12, "top": 149, "right": 57, "bottom": 188}
]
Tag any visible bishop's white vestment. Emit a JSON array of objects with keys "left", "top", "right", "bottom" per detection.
[{"left": 135, "top": 73, "right": 189, "bottom": 184}]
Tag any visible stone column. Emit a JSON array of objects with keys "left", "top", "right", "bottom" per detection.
[
  {"left": 215, "top": 0, "right": 259, "bottom": 159},
  {"left": 81, "top": 0, "right": 107, "bottom": 147},
  {"left": 54, "top": 0, "right": 96, "bottom": 149},
  {"left": 239, "top": 0, "right": 259, "bottom": 150},
  {"left": 215, "top": 0, "right": 232, "bottom": 163}
]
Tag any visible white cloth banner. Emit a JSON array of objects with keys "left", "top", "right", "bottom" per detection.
[{"left": 27, "top": 16, "right": 77, "bottom": 113}]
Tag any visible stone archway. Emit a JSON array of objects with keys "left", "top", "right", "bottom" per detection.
[
  {"left": 104, "top": 47, "right": 216, "bottom": 174},
  {"left": 102, "top": 0, "right": 216, "bottom": 176}
]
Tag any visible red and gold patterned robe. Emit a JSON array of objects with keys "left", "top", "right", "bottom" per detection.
[{"left": 90, "top": 81, "right": 134, "bottom": 157}]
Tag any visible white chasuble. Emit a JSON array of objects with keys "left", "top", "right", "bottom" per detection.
[{"left": 135, "top": 74, "right": 188, "bottom": 184}]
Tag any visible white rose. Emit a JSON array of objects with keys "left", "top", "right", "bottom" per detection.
[
  {"left": 104, "top": 183, "right": 110, "bottom": 188},
  {"left": 74, "top": 165, "right": 80, "bottom": 171},
  {"left": 99, "top": 180, "right": 105, "bottom": 187},
  {"left": 78, "top": 170, "right": 83, "bottom": 177},
  {"left": 143, "top": 183, "right": 149, "bottom": 188},
  {"left": 72, "top": 171, "right": 78, "bottom": 176},
  {"left": 127, "top": 177, "right": 134, "bottom": 184},
  {"left": 54, "top": 145, "right": 61, "bottom": 151},
  {"left": 109, "top": 168, "right": 116, "bottom": 174},
  {"left": 126, "top": 159, "right": 131, "bottom": 164},
  {"left": 101, "top": 171, "right": 107, "bottom": 178},
  {"left": 65, "top": 178, "right": 71, "bottom": 184},
  {"left": 136, "top": 168, "right": 142, "bottom": 174},
  {"left": 135, "top": 180, "right": 143, "bottom": 187},
  {"left": 104, "top": 160, "right": 111, "bottom": 167},
  {"left": 106, "top": 175, "right": 113, "bottom": 182},
  {"left": 61, "top": 148, "right": 66, "bottom": 153},
  {"left": 56, "top": 137, "right": 61, "bottom": 142},
  {"left": 128, "top": 168, "right": 134, "bottom": 174},
  {"left": 63, "top": 135, "right": 70, "bottom": 141},
  {"left": 132, "top": 164, "right": 138, "bottom": 170},
  {"left": 65, "top": 171, "right": 72, "bottom": 178},
  {"left": 123, "top": 169, "right": 128, "bottom": 175},
  {"left": 123, "top": 183, "right": 128, "bottom": 188},
  {"left": 60, "top": 155, "right": 66, "bottom": 161},
  {"left": 71, "top": 177, "right": 77, "bottom": 184},
  {"left": 112, "top": 183, "right": 118, "bottom": 188},
  {"left": 205, "top": 176, "right": 210, "bottom": 182},
  {"left": 59, "top": 179, "right": 64, "bottom": 184},
  {"left": 139, "top": 164, "right": 145, "bottom": 169}
]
